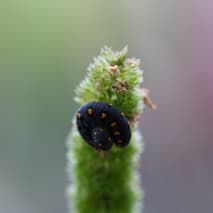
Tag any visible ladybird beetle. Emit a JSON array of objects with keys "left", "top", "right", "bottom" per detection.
[{"left": 76, "top": 102, "right": 131, "bottom": 151}]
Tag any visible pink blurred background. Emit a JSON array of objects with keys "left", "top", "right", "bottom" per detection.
[{"left": 134, "top": 0, "right": 213, "bottom": 212}]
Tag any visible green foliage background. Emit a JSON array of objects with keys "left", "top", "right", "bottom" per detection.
[{"left": 0, "top": 2, "right": 129, "bottom": 213}]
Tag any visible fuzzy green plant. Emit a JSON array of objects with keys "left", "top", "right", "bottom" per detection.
[{"left": 67, "top": 46, "right": 153, "bottom": 213}]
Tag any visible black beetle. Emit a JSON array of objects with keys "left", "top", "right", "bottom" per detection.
[{"left": 76, "top": 102, "right": 131, "bottom": 151}]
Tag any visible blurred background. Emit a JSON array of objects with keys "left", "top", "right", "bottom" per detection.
[{"left": 0, "top": 0, "right": 213, "bottom": 212}]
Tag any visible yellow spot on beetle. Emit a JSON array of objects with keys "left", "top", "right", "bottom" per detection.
[
  {"left": 111, "top": 122, "right": 117, "bottom": 127},
  {"left": 117, "top": 139, "right": 122, "bottom": 144},
  {"left": 121, "top": 112, "right": 125, "bottom": 117},
  {"left": 77, "top": 112, "right": 81, "bottom": 119},
  {"left": 101, "top": 112, "right": 107, "bottom": 119},
  {"left": 87, "top": 108, "right": 93, "bottom": 115},
  {"left": 108, "top": 137, "right": 112, "bottom": 142},
  {"left": 99, "top": 128, "right": 103, "bottom": 132},
  {"left": 114, "top": 131, "right": 120, "bottom": 136}
]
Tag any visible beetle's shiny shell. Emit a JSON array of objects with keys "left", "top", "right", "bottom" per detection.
[{"left": 76, "top": 102, "right": 131, "bottom": 151}]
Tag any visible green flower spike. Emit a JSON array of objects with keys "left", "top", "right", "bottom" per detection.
[{"left": 66, "top": 46, "right": 155, "bottom": 213}]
